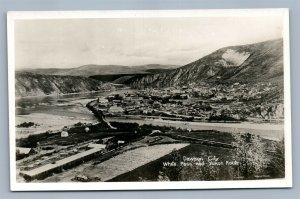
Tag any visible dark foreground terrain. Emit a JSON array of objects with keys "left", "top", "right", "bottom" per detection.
[{"left": 16, "top": 121, "right": 285, "bottom": 182}]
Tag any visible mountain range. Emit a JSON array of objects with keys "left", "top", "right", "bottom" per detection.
[
  {"left": 130, "top": 38, "right": 283, "bottom": 88},
  {"left": 16, "top": 38, "right": 283, "bottom": 97}
]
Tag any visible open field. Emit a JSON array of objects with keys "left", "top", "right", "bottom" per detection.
[
  {"left": 111, "top": 142, "right": 284, "bottom": 182},
  {"left": 15, "top": 119, "right": 284, "bottom": 183},
  {"left": 111, "top": 144, "right": 235, "bottom": 181},
  {"left": 40, "top": 143, "right": 189, "bottom": 182}
]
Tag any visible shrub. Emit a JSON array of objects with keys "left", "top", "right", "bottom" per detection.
[
  {"left": 16, "top": 122, "right": 36, "bottom": 128},
  {"left": 266, "top": 139, "right": 285, "bottom": 178},
  {"left": 232, "top": 133, "right": 269, "bottom": 179}
]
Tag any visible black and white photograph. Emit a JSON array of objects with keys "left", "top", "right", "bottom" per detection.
[{"left": 7, "top": 9, "right": 292, "bottom": 191}]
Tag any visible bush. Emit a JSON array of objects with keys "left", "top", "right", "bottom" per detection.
[
  {"left": 266, "top": 139, "right": 285, "bottom": 178},
  {"left": 232, "top": 133, "right": 269, "bottom": 179},
  {"left": 16, "top": 122, "right": 37, "bottom": 128},
  {"left": 208, "top": 114, "right": 238, "bottom": 122},
  {"left": 16, "top": 132, "right": 50, "bottom": 148}
]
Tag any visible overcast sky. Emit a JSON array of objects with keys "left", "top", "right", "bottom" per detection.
[{"left": 15, "top": 16, "right": 283, "bottom": 69}]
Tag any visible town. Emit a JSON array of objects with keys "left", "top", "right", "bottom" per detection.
[{"left": 92, "top": 82, "right": 284, "bottom": 123}]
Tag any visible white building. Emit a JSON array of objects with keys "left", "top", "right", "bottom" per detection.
[
  {"left": 108, "top": 106, "right": 124, "bottom": 114},
  {"left": 61, "top": 131, "right": 69, "bottom": 137}
]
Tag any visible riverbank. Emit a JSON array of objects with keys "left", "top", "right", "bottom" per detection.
[
  {"left": 107, "top": 118, "right": 284, "bottom": 141},
  {"left": 15, "top": 112, "right": 97, "bottom": 139}
]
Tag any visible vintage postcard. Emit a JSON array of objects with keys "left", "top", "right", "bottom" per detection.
[{"left": 7, "top": 9, "right": 292, "bottom": 191}]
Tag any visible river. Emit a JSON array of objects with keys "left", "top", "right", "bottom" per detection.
[{"left": 15, "top": 89, "right": 136, "bottom": 138}]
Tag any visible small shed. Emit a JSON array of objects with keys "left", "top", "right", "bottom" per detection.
[
  {"left": 61, "top": 131, "right": 69, "bottom": 137},
  {"left": 117, "top": 140, "right": 125, "bottom": 145},
  {"left": 108, "top": 106, "right": 124, "bottom": 114},
  {"left": 16, "top": 147, "right": 35, "bottom": 160},
  {"left": 16, "top": 147, "right": 35, "bottom": 155}
]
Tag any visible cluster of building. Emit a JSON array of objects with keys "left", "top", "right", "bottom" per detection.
[{"left": 93, "top": 82, "right": 284, "bottom": 121}]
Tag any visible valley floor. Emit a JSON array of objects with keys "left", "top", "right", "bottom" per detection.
[{"left": 15, "top": 112, "right": 284, "bottom": 141}]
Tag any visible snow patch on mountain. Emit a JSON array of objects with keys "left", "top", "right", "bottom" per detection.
[{"left": 221, "top": 49, "right": 250, "bottom": 66}]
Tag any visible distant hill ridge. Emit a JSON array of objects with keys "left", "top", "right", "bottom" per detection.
[
  {"left": 15, "top": 72, "right": 112, "bottom": 97},
  {"left": 19, "top": 64, "right": 180, "bottom": 77}
]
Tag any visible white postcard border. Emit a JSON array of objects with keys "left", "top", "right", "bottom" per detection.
[{"left": 7, "top": 9, "right": 292, "bottom": 191}]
